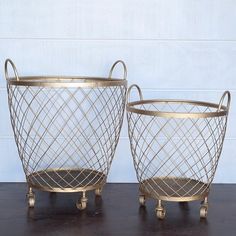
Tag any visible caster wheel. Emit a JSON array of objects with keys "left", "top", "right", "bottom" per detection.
[
  {"left": 200, "top": 206, "right": 208, "bottom": 219},
  {"left": 28, "top": 194, "right": 35, "bottom": 208},
  {"left": 76, "top": 197, "right": 88, "bottom": 210},
  {"left": 156, "top": 207, "right": 166, "bottom": 220},
  {"left": 95, "top": 188, "right": 102, "bottom": 196},
  {"left": 139, "top": 195, "right": 145, "bottom": 206}
]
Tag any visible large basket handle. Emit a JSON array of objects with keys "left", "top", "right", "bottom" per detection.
[
  {"left": 108, "top": 60, "right": 127, "bottom": 80},
  {"left": 218, "top": 91, "right": 231, "bottom": 112},
  {"left": 4, "top": 59, "right": 19, "bottom": 81},
  {"left": 127, "top": 84, "right": 143, "bottom": 103}
]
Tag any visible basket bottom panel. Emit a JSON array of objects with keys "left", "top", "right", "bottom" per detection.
[
  {"left": 140, "top": 177, "right": 209, "bottom": 201},
  {"left": 28, "top": 168, "right": 106, "bottom": 192}
]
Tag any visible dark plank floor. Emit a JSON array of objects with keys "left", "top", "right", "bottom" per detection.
[{"left": 0, "top": 183, "right": 236, "bottom": 236}]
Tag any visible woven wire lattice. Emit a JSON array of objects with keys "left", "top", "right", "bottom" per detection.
[
  {"left": 127, "top": 85, "right": 230, "bottom": 201},
  {"left": 6, "top": 61, "right": 127, "bottom": 192}
]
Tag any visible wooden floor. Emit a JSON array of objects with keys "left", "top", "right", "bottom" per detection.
[{"left": 0, "top": 183, "right": 236, "bottom": 236}]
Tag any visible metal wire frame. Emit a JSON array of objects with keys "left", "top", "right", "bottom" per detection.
[
  {"left": 126, "top": 85, "right": 230, "bottom": 203},
  {"left": 5, "top": 59, "right": 127, "bottom": 201}
]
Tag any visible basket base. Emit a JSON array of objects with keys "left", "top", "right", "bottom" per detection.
[
  {"left": 140, "top": 177, "right": 209, "bottom": 202},
  {"left": 28, "top": 168, "right": 106, "bottom": 193}
]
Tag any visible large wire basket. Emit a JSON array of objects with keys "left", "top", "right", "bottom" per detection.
[
  {"left": 5, "top": 59, "right": 127, "bottom": 209},
  {"left": 126, "top": 84, "right": 230, "bottom": 219}
]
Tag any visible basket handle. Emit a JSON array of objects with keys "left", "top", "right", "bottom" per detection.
[
  {"left": 4, "top": 59, "right": 20, "bottom": 81},
  {"left": 108, "top": 60, "right": 127, "bottom": 80},
  {"left": 127, "top": 84, "right": 143, "bottom": 103},
  {"left": 218, "top": 91, "right": 231, "bottom": 112}
]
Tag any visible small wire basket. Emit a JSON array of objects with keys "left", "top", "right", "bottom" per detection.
[
  {"left": 126, "top": 84, "right": 230, "bottom": 219},
  {"left": 5, "top": 59, "right": 127, "bottom": 209}
]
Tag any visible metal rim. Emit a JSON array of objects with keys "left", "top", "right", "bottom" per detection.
[
  {"left": 127, "top": 99, "right": 227, "bottom": 118},
  {"left": 126, "top": 84, "right": 230, "bottom": 118},
  {"left": 29, "top": 182, "right": 106, "bottom": 193},
  {"left": 7, "top": 76, "right": 127, "bottom": 88},
  {"left": 5, "top": 59, "right": 127, "bottom": 88}
]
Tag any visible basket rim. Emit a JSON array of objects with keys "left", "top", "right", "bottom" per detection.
[
  {"left": 126, "top": 99, "right": 228, "bottom": 118},
  {"left": 7, "top": 76, "right": 127, "bottom": 88}
]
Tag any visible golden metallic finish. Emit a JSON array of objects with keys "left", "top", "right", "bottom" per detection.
[
  {"left": 5, "top": 59, "right": 127, "bottom": 209},
  {"left": 5, "top": 58, "right": 126, "bottom": 88},
  {"left": 126, "top": 84, "right": 230, "bottom": 219}
]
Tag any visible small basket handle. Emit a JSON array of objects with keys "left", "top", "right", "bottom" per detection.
[
  {"left": 218, "top": 91, "right": 231, "bottom": 112},
  {"left": 4, "top": 59, "right": 19, "bottom": 81},
  {"left": 108, "top": 60, "right": 127, "bottom": 80},
  {"left": 127, "top": 84, "right": 143, "bottom": 103}
]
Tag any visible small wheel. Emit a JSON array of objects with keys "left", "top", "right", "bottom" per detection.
[
  {"left": 156, "top": 207, "right": 166, "bottom": 220},
  {"left": 95, "top": 188, "right": 102, "bottom": 196},
  {"left": 76, "top": 197, "right": 88, "bottom": 210},
  {"left": 28, "top": 195, "right": 35, "bottom": 208},
  {"left": 200, "top": 206, "right": 208, "bottom": 219},
  {"left": 76, "top": 201, "right": 86, "bottom": 210},
  {"left": 139, "top": 195, "right": 145, "bottom": 206}
]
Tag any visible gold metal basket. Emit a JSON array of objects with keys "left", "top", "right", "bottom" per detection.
[
  {"left": 126, "top": 84, "right": 230, "bottom": 219},
  {"left": 5, "top": 59, "right": 127, "bottom": 209}
]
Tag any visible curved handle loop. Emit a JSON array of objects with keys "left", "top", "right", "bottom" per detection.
[
  {"left": 218, "top": 91, "right": 231, "bottom": 112},
  {"left": 127, "top": 84, "right": 143, "bottom": 103},
  {"left": 108, "top": 60, "right": 127, "bottom": 80},
  {"left": 4, "top": 59, "right": 19, "bottom": 81}
]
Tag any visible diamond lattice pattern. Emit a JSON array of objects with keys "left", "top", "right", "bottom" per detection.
[
  {"left": 8, "top": 84, "right": 126, "bottom": 190},
  {"left": 127, "top": 101, "right": 227, "bottom": 198}
]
